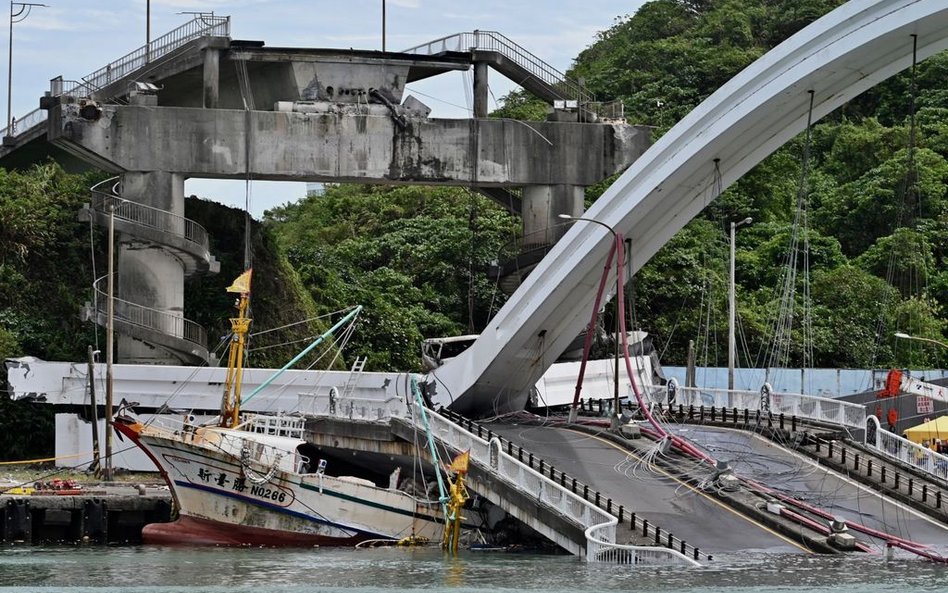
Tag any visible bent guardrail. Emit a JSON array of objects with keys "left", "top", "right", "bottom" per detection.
[{"left": 294, "top": 384, "right": 702, "bottom": 565}]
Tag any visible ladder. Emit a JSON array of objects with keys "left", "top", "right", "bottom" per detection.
[{"left": 341, "top": 356, "right": 368, "bottom": 399}]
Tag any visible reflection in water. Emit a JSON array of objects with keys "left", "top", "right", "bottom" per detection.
[{"left": 0, "top": 546, "right": 947, "bottom": 592}]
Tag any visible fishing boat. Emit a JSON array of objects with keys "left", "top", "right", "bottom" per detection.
[{"left": 114, "top": 270, "right": 445, "bottom": 546}]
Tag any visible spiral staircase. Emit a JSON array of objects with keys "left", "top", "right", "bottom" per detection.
[{"left": 80, "top": 178, "right": 220, "bottom": 365}]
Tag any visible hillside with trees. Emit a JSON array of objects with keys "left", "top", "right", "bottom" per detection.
[{"left": 568, "top": 0, "right": 948, "bottom": 370}]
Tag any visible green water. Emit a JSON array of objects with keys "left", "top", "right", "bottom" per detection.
[{"left": 1, "top": 546, "right": 946, "bottom": 592}]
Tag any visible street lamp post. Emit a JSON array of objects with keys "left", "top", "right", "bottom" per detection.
[
  {"left": 894, "top": 331, "right": 948, "bottom": 368},
  {"left": 6, "top": 2, "right": 47, "bottom": 138},
  {"left": 103, "top": 201, "right": 117, "bottom": 481},
  {"left": 559, "top": 214, "right": 622, "bottom": 424},
  {"left": 728, "top": 217, "right": 752, "bottom": 391},
  {"left": 894, "top": 331, "right": 948, "bottom": 350},
  {"left": 102, "top": 197, "right": 128, "bottom": 481}
]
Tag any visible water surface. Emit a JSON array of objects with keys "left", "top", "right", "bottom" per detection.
[{"left": 2, "top": 546, "right": 948, "bottom": 593}]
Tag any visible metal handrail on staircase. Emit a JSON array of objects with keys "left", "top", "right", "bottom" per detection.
[
  {"left": 83, "top": 14, "right": 230, "bottom": 92},
  {"left": 402, "top": 30, "right": 594, "bottom": 105},
  {"left": 1, "top": 14, "right": 230, "bottom": 139},
  {"left": 89, "top": 178, "right": 211, "bottom": 256},
  {"left": 84, "top": 177, "right": 212, "bottom": 360},
  {"left": 88, "top": 275, "right": 207, "bottom": 351}
]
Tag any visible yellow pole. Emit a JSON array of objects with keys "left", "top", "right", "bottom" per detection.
[{"left": 220, "top": 271, "right": 252, "bottom": 428}]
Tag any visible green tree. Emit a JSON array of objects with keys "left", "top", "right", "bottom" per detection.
[{"left": 266, "top": 184, "right": 518, "bottom": 372}]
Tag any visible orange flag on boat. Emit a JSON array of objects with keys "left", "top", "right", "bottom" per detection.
[
  {"left": 226, "top": 269, "right": 253, "bottom": 293},
  {"left": 448, "top": 450, "right": 470, "bottom": 473}
]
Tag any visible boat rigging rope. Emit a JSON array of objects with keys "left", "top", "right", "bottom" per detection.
[
  {"left": 410, "top": 376, "right": 450, "bottom": 523},
  {"left": 760, "top": 90, "right": 816, "bottom": 377}
]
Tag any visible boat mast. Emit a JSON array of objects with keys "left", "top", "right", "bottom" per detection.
[{"left": 220, "top": 269, "right": 253, "bottom": 428}]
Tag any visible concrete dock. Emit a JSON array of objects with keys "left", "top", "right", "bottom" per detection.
[{"left": 0, "top": 483, "right": 171, "bottom": 545}]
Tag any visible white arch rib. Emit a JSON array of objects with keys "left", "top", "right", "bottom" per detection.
[{"left": 431, "top": 0, "right": 948, "bottom": 414}]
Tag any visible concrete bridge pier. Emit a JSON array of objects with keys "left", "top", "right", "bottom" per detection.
[
  {"left": 116, "top": 171, "right": 188, "bottom": 365},
  {"left": 522, "top": 184, "right": 584, "bottom": 245},
  {"left": 202, "top": 48, "right": 221, "bottom": 109},
  {"left": 473, "top": 61, "right": 489, "bottom": 118}
]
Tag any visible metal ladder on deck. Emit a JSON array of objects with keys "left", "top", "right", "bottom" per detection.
[{"left": 341, "top": 356, "right": 368, "bottom": 399}]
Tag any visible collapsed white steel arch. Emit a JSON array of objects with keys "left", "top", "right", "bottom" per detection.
[{"left": 431, "top": 0, "right": 948, "bottom": 415}]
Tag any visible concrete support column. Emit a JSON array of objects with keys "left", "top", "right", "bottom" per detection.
[
  {"left": 203, "top": 48, "right": 220, "bottom": 109},
  {"left": 522, "top": 184, "right": 584, "bottom": 245},
  {"left": 115, "top": 171, "right": 186, "bottom": 365},
  {"left": 473, "top": 62, "right": 489, "bottom": 118}
]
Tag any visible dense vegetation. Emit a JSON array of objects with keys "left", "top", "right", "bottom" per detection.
[
  {"left": 264, "top": 184, "right": 518, "bottom": 371},
  {"left": 570, "top": 0, "right": 948, "bottom": 370},
  {"left": 1, "top": 0, "right": 947, "bottom": 459},
  {"left": 0, "top": 167, "right": 328, "bottom": 460}
]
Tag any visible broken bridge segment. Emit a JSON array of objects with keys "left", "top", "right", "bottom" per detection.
[
  {"left": 50, "top": 103, "right": 645, "bottom": 186},
  {"left": 38, "top": 26, "right": 648, "bottom": 368}
]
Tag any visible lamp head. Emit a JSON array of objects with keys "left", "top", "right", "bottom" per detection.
[
  {"left": 557, "top": 214, "right": 573, "bottom": 220},
  {"left": 894, "top": 332, "right": 911, "bottom": 339}
]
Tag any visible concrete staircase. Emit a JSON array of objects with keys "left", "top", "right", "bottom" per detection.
[
  {"left": 403, "top": 30, "right": 623, "bottom": 122},
  {"left": 0, "top": 14, "right": 230, "bottom": 164},
  {"left": 404, "top": 31, "right": 592, "bottom": 105},
  {"left": 80, "top": 178, "right": 219, "bottom": 365}
]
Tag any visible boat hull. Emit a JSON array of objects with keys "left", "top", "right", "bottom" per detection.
[
  {"left": 116, "top": 420, "right": 444, "bottom": 547},
  {"left": 142, "top": 515, "right": 369, "bottom": 546}
]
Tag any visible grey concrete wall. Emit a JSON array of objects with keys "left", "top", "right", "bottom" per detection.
[{"left": 53, "top": 104, "right": 649, "bottom": 186}]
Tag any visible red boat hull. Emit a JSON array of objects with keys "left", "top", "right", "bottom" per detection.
[{"left": 143, "top": 515, "right": 368, "bottom": 547}]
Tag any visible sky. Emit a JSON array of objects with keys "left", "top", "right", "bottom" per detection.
[{"left": 5, "top": 0, "right": 645, "bottom": 217}]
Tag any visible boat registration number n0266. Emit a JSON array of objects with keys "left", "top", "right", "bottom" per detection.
[{"left": 251, "top": 484, "right": 287, "bottom": 503}]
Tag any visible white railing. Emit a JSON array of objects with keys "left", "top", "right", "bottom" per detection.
[
  {"left": 89, "top": 178, "right": 211, "bottom": 257},
  {"left": 402, "top": 30, "right": 593, "bottom": 105},
  {"left": 417, "top": 404, "right": 698, "bottom": 565},
  {"left": 664, "top": 384, "right": 866, "bottom": 431},
  {"left": 869, "top": 424, "right": 948, "bottom": 482},
  {"left": 248, "top": 414, "right": 305, "bottom": 439},
  {"left": 1, "top": 107, "right": 46, "bottom": 139},
  {"left": 89, "top": 275, "right": 207, "bottom": 350},
  {"left": 1, "top": 15, "right": 229, "bottom": 140},
  {"left": 298, "top": 390, "right": 410, "bottom": 421}
]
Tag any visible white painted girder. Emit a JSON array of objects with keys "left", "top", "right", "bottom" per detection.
[{"left": 432, "top": 0, "right": 948, "bottom": 415}]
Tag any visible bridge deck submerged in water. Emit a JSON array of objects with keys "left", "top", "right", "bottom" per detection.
[{"left": 481, "top": 418, "right": 948, "bottom": 559}]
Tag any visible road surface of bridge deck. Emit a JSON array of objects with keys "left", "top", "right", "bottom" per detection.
[{"left": 487, "top": 421, "right": 948, "bottom": 558}]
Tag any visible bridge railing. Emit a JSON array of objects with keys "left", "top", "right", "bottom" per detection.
[
  {"left": 663, "top": 385, "right": 866, "bottom": 431},
  {"left": 418, "top": 405, "right": 698, "bottom": 565},
  {"left": 402, "top": 30, "right": 593, "bottom": 105},
  {"left": 868, "top": 424, "right": 948, "bottom": 482},
  {"left": 298, "top": 390, "right": 410, "bottom": 421},
  {"left": 1, "top": 14, "right": 230, "bottom": 140}
]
